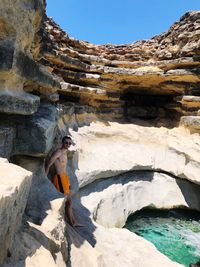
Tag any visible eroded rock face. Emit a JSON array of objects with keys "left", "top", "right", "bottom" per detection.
[
  {"left": 1, "top": 7, "right": 200, "bottom": 157},
  {"left": 39, "top": 12, "right": 200, "bottom": 129},
  {"left": 69, "top": 122, "right": 200, "bottom": 187},
  {"left": 0, "top": 0, "right": 60, "bottom": 116},
  {"left": 80, "top": 171, "right": 200, "bottom": 228}
]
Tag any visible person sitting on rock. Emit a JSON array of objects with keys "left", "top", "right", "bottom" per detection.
[{"left": 45, "top": 135, "right": 81, "bottom": 227}]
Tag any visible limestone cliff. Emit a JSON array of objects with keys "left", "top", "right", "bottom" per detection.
[
  {"left": 0, "top": 1, "right": 200, "bottom": 267},
  {"left": 39, "top": 13, "right": 200, "bottom": 127}
]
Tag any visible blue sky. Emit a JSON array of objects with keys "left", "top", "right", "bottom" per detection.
[{"left": 46, "top": 0, "right": 200, "bottom": 45}]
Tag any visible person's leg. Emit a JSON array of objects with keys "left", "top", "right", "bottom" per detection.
[
  {"left": 65, "top": 197, "right": 76, "bottom": 226},
  {"left": 65, "top": 197, "right": 84, "bottom": 227}
]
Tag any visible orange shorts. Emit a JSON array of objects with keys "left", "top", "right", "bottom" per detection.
[{"left": 51, "top": 173, "right": 71, "bottom": 195}]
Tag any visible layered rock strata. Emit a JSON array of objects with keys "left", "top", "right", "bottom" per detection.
[
  {"left": 0, "top": 0, "right": 60, "bottom": 116},
  {"left": 1, "top": 10, "right": 200, "bottom": 158},
  {"left": 38, "top": 12, "right": 200, "bottom": 129},
  {"left": 0, "top": 0, "right": 61, "bottom": 158}
]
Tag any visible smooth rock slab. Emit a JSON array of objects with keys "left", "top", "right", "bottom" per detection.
[
  {"left": 73, "top": 197, "right": 183, "bottom": 267},
  {"left": 25, "top": 246, "right": 57, "bottom": 267},
  {"left": 0, "top": 158, "right": 32, "bottom": 265},
  {"left": 70, "top": 122, "right": 200, "bottom": 187},
  {"left": 94, "top": 226, "right": 183, "bottom": 267}
]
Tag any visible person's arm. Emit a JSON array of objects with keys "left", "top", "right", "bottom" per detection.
[{"left": 45, "top": 150, "right": 60, "bottom": 176}]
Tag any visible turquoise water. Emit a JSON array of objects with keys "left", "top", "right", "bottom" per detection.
[{"left": 125, "top": 209, "right": 200, "bottom": 267}]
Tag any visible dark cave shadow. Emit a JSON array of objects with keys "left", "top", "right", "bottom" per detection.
[
  {"left": 58, "top": 101, "right": 180, "bottom": 131},
  {"left": 121, "top": 117, "right": 180, "bottom": 129},
  {"left": 175, "top": 178, "right": 200, "bottom": 209},
  {"left": 66, "top": 197, "right": 97, "bottom": 247},
  {"left": 80, "top": 170, "right": 154, "bottom": 198}
]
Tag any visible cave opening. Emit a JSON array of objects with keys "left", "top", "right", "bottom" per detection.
[{"left": 121, "top": 91, "right": 180, "bottom": 122}]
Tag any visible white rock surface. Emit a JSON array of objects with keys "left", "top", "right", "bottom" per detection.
[
  {"left": 3, "top": 231, "right": 58, "bottom": 267},
  {"left": 25, "top": 246, "right": 58, "bottom": 267},
  {"left": 72, "top": 200, "right": 184, "bottom": 267},
  {"left": 93, "top": 226, "right": 183, "bottom": 267},
  {"left": 2, "top": 120, "right": 199, "bottom": 267},
  {"left": 80, "top": 172, "right": 200, "bottom": 228},
  {"left": 3, "top": 197, "right": 68, "bottom": 267},
  {"left": 25, "top": 198, "right": 68, "bottom": 267},
  {"left": 66, "top": 224, "right": 104, "bottom": 267},
  {"left": 0, "top": 158, "right": 32, "bottom": 265},
  {"left": 70, "top": 122, "right": 200, "bottom": 187}
]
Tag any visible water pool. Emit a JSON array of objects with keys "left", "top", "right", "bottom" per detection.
[{"left": 125, "top": 209, "right": 200, "bottom": 267}]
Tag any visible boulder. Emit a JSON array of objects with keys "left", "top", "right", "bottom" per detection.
[{"left": 0, "top": 158, "right": 32, "bottom": 265}]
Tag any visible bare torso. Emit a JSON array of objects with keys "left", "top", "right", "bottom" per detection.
[{"left": 54, "top": 148, "right": 68, "bottom": 174}]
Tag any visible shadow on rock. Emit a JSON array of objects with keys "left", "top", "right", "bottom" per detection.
[
  {"left": 80, "top": 170, "right": 154, "bottom": 198},
  {"left": 175, "top": 178, "right": 200, "bottom": 210},
  {"left": 25, "top": 164, "right": 97, "bottom": 244}
]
